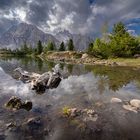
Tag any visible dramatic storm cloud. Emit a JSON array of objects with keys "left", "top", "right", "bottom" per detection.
[{"left": 0, "top": 0, "right": 140, "bottom": 36}]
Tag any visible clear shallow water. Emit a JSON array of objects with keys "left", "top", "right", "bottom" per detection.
[{"left": 0, "top": 57, "right": 140, "bottom": 140}]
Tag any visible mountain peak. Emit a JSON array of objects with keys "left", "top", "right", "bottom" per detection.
[
  {"left": 57, "top": 29, "right": 71, "bottom": 35},
  {"left": 0, "top": 23, "right": 92, "bottom": 50},
  {"left": 18, "top": 22, "right": 29, "bottom": 26},
  {"left": 0, "top": 23, "right": 58, "bottom": 49},
  {"left": 18, "top": 22, "right": 38, "bottom": 29}
]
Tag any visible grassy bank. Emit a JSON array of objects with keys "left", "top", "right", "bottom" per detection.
[{"left": 108, "top": 58, "right": 140, "bottom": 67}]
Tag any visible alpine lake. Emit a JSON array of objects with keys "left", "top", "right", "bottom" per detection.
[{"left": 0, "top": 56, "right": 140, "bottom": 140}]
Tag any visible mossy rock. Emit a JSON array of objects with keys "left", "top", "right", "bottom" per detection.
[
  {"left": 5, "top": 96, "right": 22, "bottom": 110},
  {"left": 5, "top": 96, "right": 32, "bottom": 111}
]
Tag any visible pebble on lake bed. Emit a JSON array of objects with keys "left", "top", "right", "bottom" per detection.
[
  {"left": 110, "top": 97, "right": 122, "bottom": 103},
  {"left": 110, "top": 98, "right": 140, "bottom": 113},
  {"left": 123, "top": 99, "right": 140, "bottom": 113},
  {"left": 6, "top": 122, "right": 16, "bottom": 129},
  {"left": 83, "top": 114, "right": 98, "bottom": 122},
  {"left": 130, "top": 99, "right": 140, "bottom": 108},
  {"left": 123, "top": 105, "right": 138, "bottom": 113}
]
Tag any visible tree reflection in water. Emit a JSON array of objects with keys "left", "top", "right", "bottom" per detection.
[{"left": 85, "top": 65, "right": 140, "bottom": 92}]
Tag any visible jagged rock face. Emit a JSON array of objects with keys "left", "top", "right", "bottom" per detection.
[
  {"left": 55, "top": 30, "right": 93, "bottom": 51},
  {"left": 0, "top": 23, "right": 93, "bottom": 50},
  {"left": 0, "top": 23, "right": 59, "bottom": 49},
  {"left": 55, "top": 30, "right": 72, "bottom": 42},
  {"left": 73, "top": 34, "right": 93, "bottom": 51}
]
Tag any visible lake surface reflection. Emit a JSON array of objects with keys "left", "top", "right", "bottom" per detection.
[{"left": 0, "top": 57, "right": 140, "bottom": 140}]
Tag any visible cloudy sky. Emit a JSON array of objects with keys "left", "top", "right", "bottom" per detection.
[{"left": 0, "top": 0, "right": 140, "bottom": 36}]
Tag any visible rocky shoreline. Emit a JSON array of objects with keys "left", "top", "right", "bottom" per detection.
[{"left": 41, "top": 51, "right": 140, "bottom": 67}]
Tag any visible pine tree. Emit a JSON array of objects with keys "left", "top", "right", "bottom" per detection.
[
  {"left": 59, "top": 41, "right": 65, "bottom": 51},
  {"left": 46, "top": 42, "right": 55, "bottom": 51},
  {"left": 37, "top": 40, "right": 43, "bottom": 54},
  {"left": 112, "top": 22, "right": 127, "bottom": 36},
  {"left": 28, "top": 45, "right": 33, "bottom": 54},
  {"left": 67, "top": 39, "right": 74, "bottom": 51},
  {"left": 87, "top": 42, "right": 93, "bottom": 54},
  {"left": 21, "top": 41, "right": 28, "bottom": 54}
]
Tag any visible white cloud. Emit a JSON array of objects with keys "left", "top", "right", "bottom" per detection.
[
  {"left": 0, "top": 0, "right": 140, "bottom": 36},
  {"left": 128, "top": 30, "right": 137, "bottom": 36},
  {"left": 15, "top": 8, "right": 27, "bottom": 22},
  {"left": 1, "top": 8, "right": 27, "bottom": 24},
  {"left": 44, "top": 0, "right": 140, "bottom": 35},
  {"left": 3, "top": 11, "right": 14, "bottom": 19}
]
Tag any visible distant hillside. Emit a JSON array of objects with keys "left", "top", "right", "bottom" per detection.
[{"left": 0, "top": 23, "right": 58, "bottom": 49}]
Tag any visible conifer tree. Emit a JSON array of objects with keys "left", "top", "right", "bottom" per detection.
[
  {"left": 37, "top": 40, "right": 43, "bottom": 54},
  {"left": 67, "top": 39, "right": 74, "bottom": 51},
  {"left": 59, "top": 41, "right": 65, "bottom": 51}
]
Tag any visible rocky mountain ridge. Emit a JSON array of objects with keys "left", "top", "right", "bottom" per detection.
[{"left": 0, "top": 23, "right": 92, "bottom": 50}]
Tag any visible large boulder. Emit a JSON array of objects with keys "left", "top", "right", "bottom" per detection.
[
  {"left": 14, "top": 65, "right": 62, "bottom": 93},
  {"left": 5, "top": 96, "right": 32, "bottom": 111},
  {"left": 31, "top": 72, "right": 61, "bottom": 93}
]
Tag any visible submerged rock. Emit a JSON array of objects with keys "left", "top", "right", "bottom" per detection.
[
  {"left": 130, "top": 99, "right": 140, "bottom": 108},
  {"left": 5, "top": 96, "right": 22, "bottom": 110},
  {"left": 110, "top": 98, "right": 140, "bottom": 113},
  {"left": 111, "top": 97, "right": 122, "bottom": 103},
  {"left": 123, "top": 104, "right": 137, "bottom": 113},
  {"left": 27, "top": 117, "right": 42, "bottom": 127},
  {"left": 62, "top": 107, "right": 81, "bottom": 117},
  {"left": 5, "top": 96, "right": 32, "bottom": 111},
  {"left": 83, "top": 109, "right": 98, "bottom": 122},
  {"left": 23, "top": 117, "right": 43, "bottom": 131},
  {"left": 69, "top": 108, "right": 82, "bottom": 117},
  {"left": 84, "top": 114, "right": 98, "bottom": 122},
  {"left": 6, "top": 122, "right": 16, "bottom": 129},
  {"left": 22, "top": 100, "right": 32, "bottom": 111},
  {"left": 62, "top": 107, "right": 98, "bottom": 122},
  {"left": 86, "top": 109, "right": 95, "bottom": 116}
]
